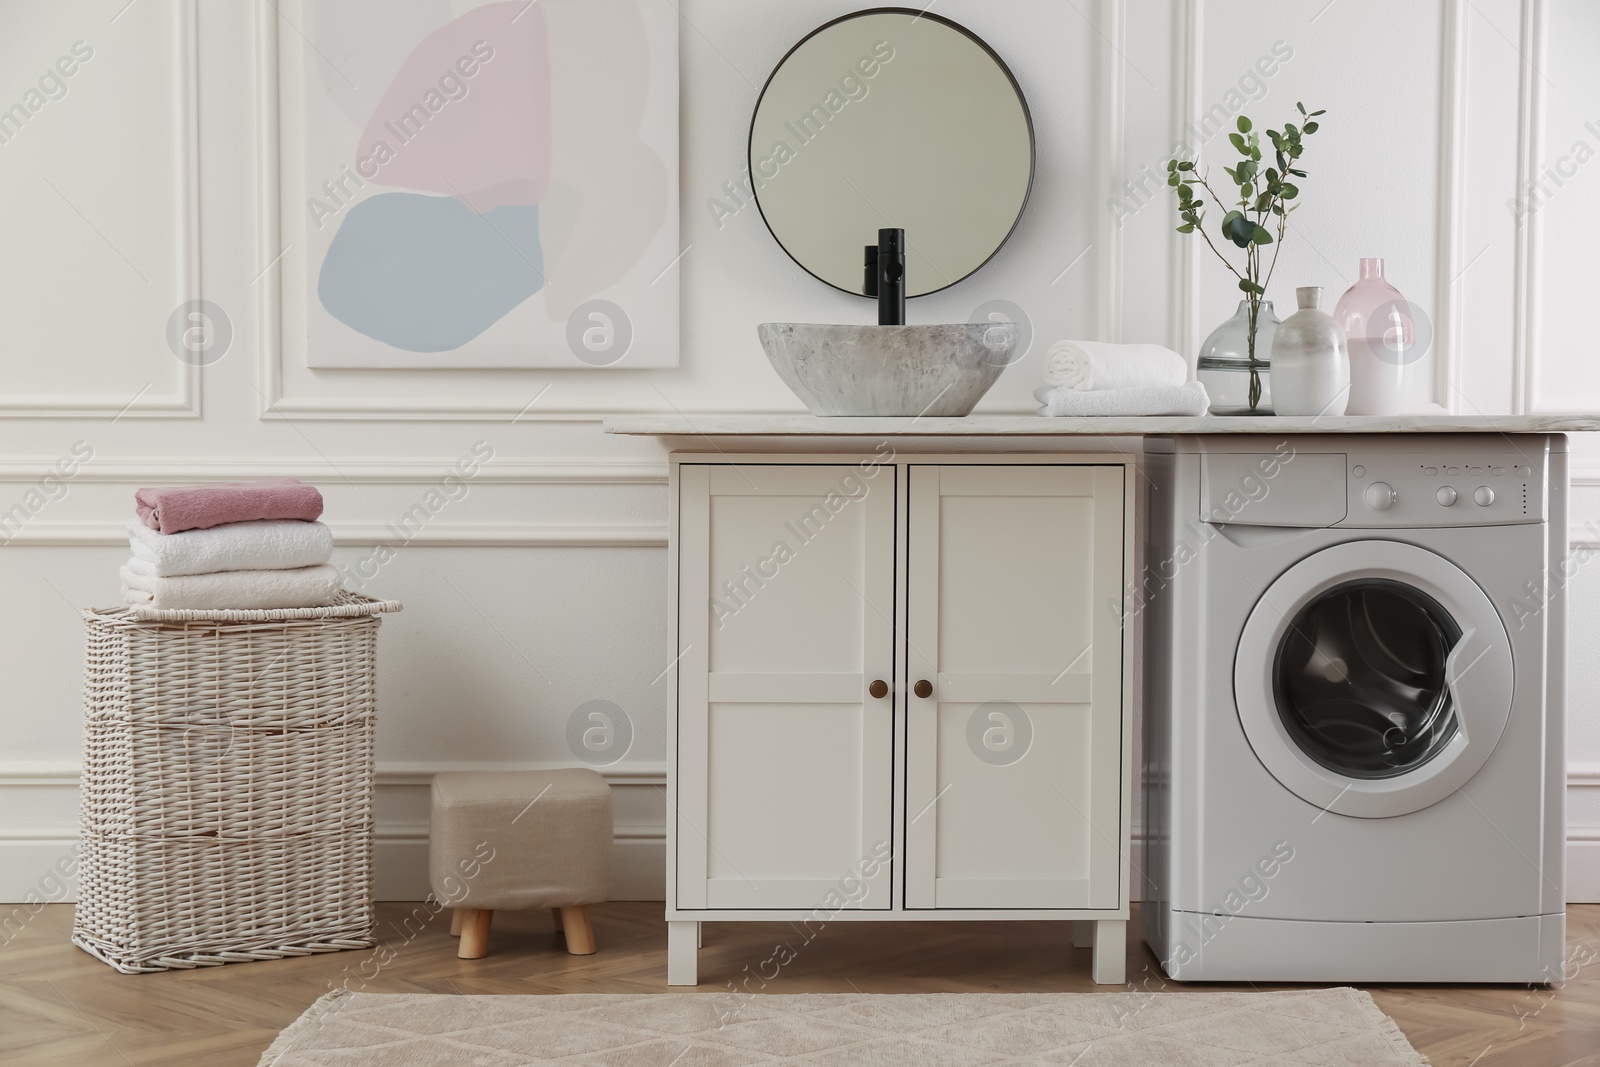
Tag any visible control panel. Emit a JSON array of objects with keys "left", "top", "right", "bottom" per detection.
[{"left": 1343, "top": 454, "right": 1544, "bottom": 527}]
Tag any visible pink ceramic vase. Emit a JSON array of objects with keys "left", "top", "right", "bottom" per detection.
[{"left": 1335, "top": 258, "right": 1428, "bottom": 415}]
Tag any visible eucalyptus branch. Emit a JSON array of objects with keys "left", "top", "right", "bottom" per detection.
[
  {"left": 1166, "top": 102, "right": 1326, "bottom": 411},
  {"left": 1191, "top": 177, "right": 1247, "bottom": 281}
]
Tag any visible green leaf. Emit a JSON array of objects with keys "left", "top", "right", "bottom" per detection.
[
  {"left": 1238, "top": 279, "right": 1266, "bottom": 295},
  {"left": 1177, "top": 160, "right": 1195, "bottom": 171},
  {"left": 1177, "top": 222, "right": 1195, "bottom": 233},
  {"left": 1251, "top": 225, "right": 1274, "bottom": 245},
  {"left": 1304, "top": 121, "right": 1320, "bottom": 134},
  {"left": 1236, "top": 115, "right": 1252, "bottom": 133},
  {"left": 1229, "top": 132, "right": 1248, "bottom": 154},
  {"left": 1279, "top": 182, "right": 1299, "bottom": 199},
  {"left": 1297, "top": 101, "right": 1306, "bottom": 114},
  {"left": 1223, "top": 212, "right": 1255, "bottom": 248},
  {"left": 1285, "top": 122, "right": 1299, "bottom": 138},
  {"left": 1288, "top": 168, "right": 1307, "bottom": 177},
  {"left": 1310, "top": 109, "right": 1327, "bottom": 116}
]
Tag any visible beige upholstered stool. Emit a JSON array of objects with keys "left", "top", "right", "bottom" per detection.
[{"left": 430, "top": 768, "right": 612, "bottom": 959}]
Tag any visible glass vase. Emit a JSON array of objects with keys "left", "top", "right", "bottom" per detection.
[{"left": 1196, "top": 299, "right": 1280, "bottom": 415}]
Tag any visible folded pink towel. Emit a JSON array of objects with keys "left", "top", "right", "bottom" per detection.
[{"left": 135, "top": 478, "right": 324, "bottom": 534}]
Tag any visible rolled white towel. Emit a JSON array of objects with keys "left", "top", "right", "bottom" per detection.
[
  {"left": 1046, "top": 340, "right": 1189, "bottom": 391},
  {"left": 128, "top": 518, "right": 333, "bottom": 578},
  {"left": 120, "top": 564, "right": 343, "bottom": 610},
  {"left": 1034, "top": 381, "right": 1211, "bottom": 417}
]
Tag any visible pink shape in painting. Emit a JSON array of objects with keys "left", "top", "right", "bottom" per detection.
[{"left": 355, "top": 1, "right": 552, "bottom": 211}]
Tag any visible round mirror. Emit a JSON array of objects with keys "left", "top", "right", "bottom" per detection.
[{"left": 749, "top": 8, "right": 1034, "bottom": 298}]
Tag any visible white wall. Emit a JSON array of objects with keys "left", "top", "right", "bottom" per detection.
[{"left": 1, "top": 0, "right": 1597, "bottom": 903}]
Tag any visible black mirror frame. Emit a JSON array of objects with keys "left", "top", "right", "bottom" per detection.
[{"left": 746, "top": 7, "right": 1037, "bottom": 300}]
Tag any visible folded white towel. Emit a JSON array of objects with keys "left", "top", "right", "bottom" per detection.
[
  {"left": 1034, "top": 381, "right": 1211, "bottom": 417},
  {"left": 120, "top": 564, "right": 343, "bottom": 610},
  {"left": 127, "top": 518, "right": 333, "bottom": 578},
  {"left": 1045, "top": 340, "right": 1189, "bottom": 391}
]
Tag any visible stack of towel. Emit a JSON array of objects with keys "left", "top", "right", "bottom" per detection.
[
  {"left": 121, "top": 479, "right": 342, "bottom": 610},
  {"left": 1035, "top": 341, "right": 1210, "bottom": 416}
]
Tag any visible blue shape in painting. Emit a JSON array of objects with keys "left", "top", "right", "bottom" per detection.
[{"left": 318, "top": 192, "right": 544, "bottom": 352}]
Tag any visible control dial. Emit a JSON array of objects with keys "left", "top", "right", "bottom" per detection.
[
  {"left": 1364, "top": 482, "right": 1396, "bottom": 510},
  {"left": 1436, "top": 486, "right": 1457, "bottom": 507},
  {"left": 1474, "top": 486, "right": 1495, "bottom": 507}
]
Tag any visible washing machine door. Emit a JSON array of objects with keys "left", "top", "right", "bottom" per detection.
[{"left": 1234, "top": 540, "right": 1514, "bottom": 819}]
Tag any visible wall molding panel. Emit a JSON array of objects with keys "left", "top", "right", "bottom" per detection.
[
  {"left": 1512, "top": 0, "right": 1548, "bottom": 414},
  {"left": 0, "top": 455, "right": 669, "bottom": 547},
  {"left": 0, "top": 458, "right": 666, "bottom": 486},
  {"left": 0, "top": 521, "right": 668, "bottom": 549},
  {"left": 1435, "top": 0, "right": 1470, "bottom": 412},
  {"left": 0, "top": 0, "right": 201, "bottom": 420}
]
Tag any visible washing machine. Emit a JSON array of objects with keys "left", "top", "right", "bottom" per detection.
[{"left": 1141, "top": 434, "right": 1566, "bottom": 983}]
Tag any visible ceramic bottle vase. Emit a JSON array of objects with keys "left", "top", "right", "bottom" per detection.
[
  {"left": 1196, "top": 299, "right": 1280, "bottom": 414},
  {"left": 1335, "top": 258, "right": 1427, "bottom": 415},
  {"left": 1270, "top": 286, "right": 1350, "bottom": 416}
]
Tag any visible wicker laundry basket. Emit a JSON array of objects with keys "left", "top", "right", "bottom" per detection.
[{"left": 72, "top": 592, "right": 401, "bottom": 973}]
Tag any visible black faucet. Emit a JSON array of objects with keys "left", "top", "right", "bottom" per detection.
[{"left": 863, "top": 228, "right": 906, "bottom": 326}]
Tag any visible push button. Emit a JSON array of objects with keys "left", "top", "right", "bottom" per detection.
[
  {"left": 1365, "top": 482, "right": 1396, "bottom": 510},
  {"left": 1474, "top": 486, "right": 1495, "bottom": 507},
  {"left": 1436, "top": 486, "right": 1458, "bottom": 507}
]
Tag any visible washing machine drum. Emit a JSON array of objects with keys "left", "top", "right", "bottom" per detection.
[{"left": 1235, "top": 541, "right": 1514, "bottom": 818}]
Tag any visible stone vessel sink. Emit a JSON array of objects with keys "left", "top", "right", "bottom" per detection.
[{"left": 758, "top": 323, "right": 1020, "bottom": 417}]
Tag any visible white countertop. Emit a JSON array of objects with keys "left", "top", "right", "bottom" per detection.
[{"left": 604, "top": 413, "right": 1600, "bottom": 436}]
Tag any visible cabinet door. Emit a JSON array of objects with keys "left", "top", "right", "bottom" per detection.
[
  {"left": 905, "top": 465, "right": 1125, "bottom": 910},
  {"left": 676, "top": 464, "right": 895, "bottom": 910}
]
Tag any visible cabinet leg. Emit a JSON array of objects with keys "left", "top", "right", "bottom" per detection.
[
  {"left": 667, "top": 921, "right": 699, "bottom": 986},
  {"left": 1091, "top": 919, "right": 1126, "bottom": 985},
  {"left": 1071, "top": 921, "right": 1093, "bottom": 949},
  {"left": 697, "top": 921, "right": 704, "bottom": 948}
]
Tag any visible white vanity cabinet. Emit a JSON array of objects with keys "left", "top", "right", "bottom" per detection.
[{"left": 665, "top": 452, "right": 1136, "bottom": 986}]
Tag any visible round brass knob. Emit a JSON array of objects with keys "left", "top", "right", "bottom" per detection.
[
  {"left": 869, "top": 679, "right": 888, "bottom": 700},
  {"left": 914, "top": 679, "right": 933, "bottom": 699}
]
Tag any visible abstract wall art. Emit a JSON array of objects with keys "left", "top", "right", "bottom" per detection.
[{"left": 277, "top": 0, "right": 679, "bottom": 368}]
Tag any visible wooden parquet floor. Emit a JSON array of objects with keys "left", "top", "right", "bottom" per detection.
[{"left": 2, "top": 902, "right": 1596, "bottom": 1065}]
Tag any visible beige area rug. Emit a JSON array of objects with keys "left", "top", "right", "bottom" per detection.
[{"left": 257, "top": 988, "right": 1429, "bottom": 1066}]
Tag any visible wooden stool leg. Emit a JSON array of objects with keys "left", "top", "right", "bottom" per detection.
[
  {"left": 559, "top": 905, "right": 596, "bottom": 955},
  {"left": 450, "top": 908, "right": 464, "bottom": 937},
  {"left": 457, "top": 908, "right": 493, "bottom": 959}
]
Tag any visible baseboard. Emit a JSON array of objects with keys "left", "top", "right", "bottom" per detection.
[
  {"left": 370, "top": 823, "right": 665, "bottom": 902},
  {"left": 0, "top": 762, "right": 1594, "bottom": 906},
  {"left": 0, "top": 761, "right": 668, "bottom": 906},
  {"left": 1569, "top": 832, "right": 1600, "bottom": 904},
  {"left": 0, "top": 825, "right": 666, "bottom": 908}
]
